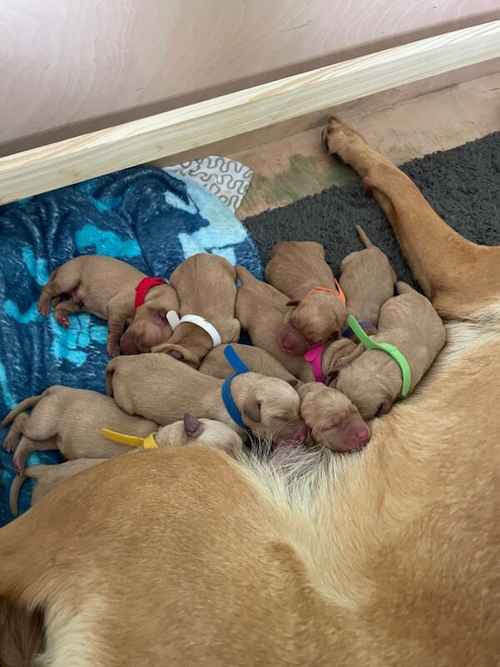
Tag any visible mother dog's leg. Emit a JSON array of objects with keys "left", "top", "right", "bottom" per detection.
[{"left": 324, "top": 117, "right": 500, "bottom": 319}]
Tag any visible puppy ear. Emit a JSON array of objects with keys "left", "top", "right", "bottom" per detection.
[
  {"left": 183, "top": 414, "right": 204, "bottom": 438},
  {"left": 286, "top": 300, "right": 300, "bottom": 307},
  {"left": 243, "top": 397, "right": 262, "bottom": 424}
]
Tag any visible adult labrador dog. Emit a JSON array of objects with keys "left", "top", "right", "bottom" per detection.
[{"left": 1, "top": 117, "right": 499, "bottom": 666}]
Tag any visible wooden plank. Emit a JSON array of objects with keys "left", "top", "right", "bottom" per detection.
[{"left": 1, "top": 19, "right": 500, "bottom": 205}]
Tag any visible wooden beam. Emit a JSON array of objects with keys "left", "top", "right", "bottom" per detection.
[{"left": 1, "top": 19, "right": 500, "bottom": 205}]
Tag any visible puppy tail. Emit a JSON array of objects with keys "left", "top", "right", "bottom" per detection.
[
  {"left": 0, "top": 393, "right": 45, "bottom": 429},
  {"left": 355, "top": 225, "right": 374, "bottom": 249}
]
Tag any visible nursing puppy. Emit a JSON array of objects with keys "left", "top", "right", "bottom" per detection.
[
  {"left": 236, "top": 267, "right": 359, "bottom": 383},
  {"left": 107, "top": 353, "right": 307, "bottom": 447},
  {"left": 333, "top": 282, "right": 446, "bottom": 418},
  {"left": 265, "top": 241, "right": 347, "bottom": 355},
  {"left": 339, "top": 225, "right": 396, "bottom": 329},
  {"left": 7, "top": 415, "right": 243, "bottom": 516},
  {"left": 38, "top": 255, "right": 179, "bottom": 356},
  {"left": 201, "top": 345, "right": 370, "bottom": 452},
  {"left": 153, "top": 253, "right": 240, "bottom": 367},
  {"left": 298, "top": 382, "right": 370, "bottom": 452}
]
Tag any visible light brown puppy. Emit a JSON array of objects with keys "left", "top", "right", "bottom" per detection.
[
  {"left": 38, "top": 255, "right": 179, "bottom": 356},
  {"left": 236, "top": 266, "right": 360, "bottom": 384},
  {"left": 1, "top": 386, "right": 158, "bottom": 471},
  {"left": 265, "top": 241, "right": 347, "bottom": 355},
  {"left": 8, "top": 414, "right": 243, "bottom": 516},
  {"left": 153, "top": 253, "right": 240, "bottom": 367},
  {"left": 107, "top": 353, "right": 307, "bottom": 447},
  {"left": 4, "top": 118, "right": 500, "bottom": 666},
  {"left": 236, "top": 266, "right": 312, "bottom": 379},
  {"left": 1, "top": 387, "right": 243, "bottom": 473},
  {"left": 339, "top": 225, "right": 396, "bottom": 329},
  {"left": 333, "top": 281, "right": 446, "bottom": 419},
  {"left": 201, "top": 345, "right": 370, "bottom": 451},
  {"left": 298, "top": 382, "right": 370, "bottom": 451}
]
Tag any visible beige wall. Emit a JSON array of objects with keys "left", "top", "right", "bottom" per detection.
[{"left": 1, "top": 0, "right": 500, "bottom": 156}]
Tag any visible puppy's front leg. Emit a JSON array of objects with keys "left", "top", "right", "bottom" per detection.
[{"left": 107, "top": 292, "right": 133, "bottom": 357}]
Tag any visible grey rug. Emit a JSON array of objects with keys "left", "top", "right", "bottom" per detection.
[{"left": 244, "top": 132, "right": 500, "bottom": 285}]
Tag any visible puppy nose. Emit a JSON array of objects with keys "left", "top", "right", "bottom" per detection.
[
  {"left": 346, "top": 423, "right": 371, "bottom": 451},
  {"left": 280, "top": 332, "right": 298, "bottom": 353}
]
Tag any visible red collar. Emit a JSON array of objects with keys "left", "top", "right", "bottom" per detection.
[{"left": 134, "top": 277, "right": 167, "bottom": 308}]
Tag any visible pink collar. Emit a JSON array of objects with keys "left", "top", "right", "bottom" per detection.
[{"left": 304, "top": 344, "right": 326, "bottom": 383}]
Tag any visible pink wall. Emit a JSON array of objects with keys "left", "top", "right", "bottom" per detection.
[{"left": 1, "top": 0, "right": 499, "bottom": 155}]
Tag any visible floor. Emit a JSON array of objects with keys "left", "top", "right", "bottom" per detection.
[{"left": 233, "top": 71, "right": 500, "bottom": 219}]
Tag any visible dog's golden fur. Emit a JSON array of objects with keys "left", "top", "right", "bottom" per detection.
[{"left": 2, "top": 117, "right": 500, "bottom": 665}]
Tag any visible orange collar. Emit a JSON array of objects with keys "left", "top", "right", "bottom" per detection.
[{"left": 305, "top": 278, "right": 346, "bottom": 305}]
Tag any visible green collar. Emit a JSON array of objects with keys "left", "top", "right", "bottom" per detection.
[{"left": 346, "top": 314, "right": 412, "bottom": 398}]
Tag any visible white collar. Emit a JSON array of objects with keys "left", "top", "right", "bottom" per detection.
[{"left": 166, "top": 311, "right": 222, "bottom": 348}]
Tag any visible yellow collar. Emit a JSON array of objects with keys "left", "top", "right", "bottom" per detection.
[{"left": 101, "top": 428, "right": 158, "bottom": 449}]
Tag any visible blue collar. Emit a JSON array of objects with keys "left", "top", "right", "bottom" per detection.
[{"left": 221, "top": 346, "right": 249, "bottom": 429}]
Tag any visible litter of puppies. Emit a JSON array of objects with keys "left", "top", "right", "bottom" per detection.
[{"left": 2, "top": 230, "right": 446, "bottom": 513}]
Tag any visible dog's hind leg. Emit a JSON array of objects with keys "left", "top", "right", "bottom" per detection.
[
  {"left": 2, "top": 412, "right": 30, "bottom": 453},
  {"left": 12, "top": 436, "right": 58, "bottom": 473},
  {"left": 324, "top": 116, "right": 500, "bottom": 318}
]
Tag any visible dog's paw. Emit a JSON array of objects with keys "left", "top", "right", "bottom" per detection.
[{"left": 322, "top": 116, "right": 366, "bottom": 158}]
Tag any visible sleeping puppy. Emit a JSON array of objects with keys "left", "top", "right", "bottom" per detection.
[
  {"left": 1, "top": 387, "right": 242, "bottom": 471},
  {"left": 152, "top": 253, "right": 240, "bottom": 368},
  {"left": 265, "top": 242, "right": 347, "bottom": 355},
  {"left": 339, "top": 226, "right": 396, "bottom": 331},
  {"left": 332, "top": 282, "right": 446, "bottom": 419},
  {"left": 7, "top": 414, "right": 243, "bottom": 516},
  {"left": 200, "top": 345, "right": 370, "bottom": 452},
  {"left": 298, "top": 383, "right": 370, "bottom": 452},
  {"left": 38, "top": 255, "right": 179, "bottom": 357},
  {"left": 235, "top": 266, "right": 312, "bottom": 379},
  {"left": 107, "top": 353, "right": 308, "bottom": 447},
  {"left": 236, "top": 267, "right": 360, "bottom": 383}
]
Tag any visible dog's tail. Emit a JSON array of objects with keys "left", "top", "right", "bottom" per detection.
[
  {"left": 355, "top": 225, "right": 374, "bottom": 249},
  {"left": 0, "top": 393, "right": 46, "bottom": 429}
]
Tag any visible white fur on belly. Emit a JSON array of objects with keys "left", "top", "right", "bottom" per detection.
[
  {"left": 437, "top": 303, "right": 500, "bottom": 369},
  {"left": 36, "top": 596, "right": 107, "bottom": 667}
]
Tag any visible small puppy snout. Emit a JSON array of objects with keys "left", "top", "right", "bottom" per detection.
[{"left": 344, "top": 422, "right": 371, "bottom": 451}]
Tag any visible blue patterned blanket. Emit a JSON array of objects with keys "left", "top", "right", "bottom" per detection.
[{"left": 0, "top": 166, "right": 262, "bottom": 526}]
